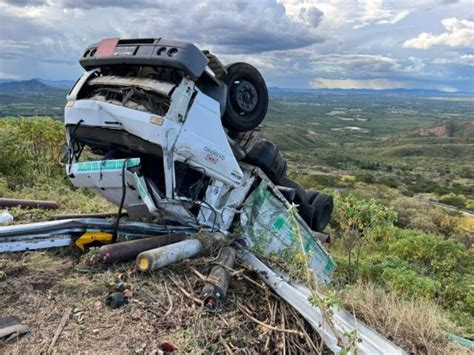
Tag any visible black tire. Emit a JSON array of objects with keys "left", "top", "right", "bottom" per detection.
[
  {"left": 298, "top": 203, "right": 314, "bottom": 227},
  {"left": 277, "top": 186, "right": 296, "bottom": 203},
  {"left": 281, "top": 178, "right": 305, "bottom": 204},
  {"left": 245, "top": 139, "right": 287, "bottom": 185},
  {"left": 222, "top": 62, "right": 268, "bottom": 132},
  {"left": 311, "top": 193, "right": 334, "bottom": 232},
  {"left": 304, "top": 190, "right": 320, "bottom": 204}
]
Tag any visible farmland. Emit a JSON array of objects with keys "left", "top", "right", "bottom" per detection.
[{"left": 0, "top": 81, "right": 473, "bottom": 352}]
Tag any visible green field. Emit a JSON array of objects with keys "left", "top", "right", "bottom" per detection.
[
  {"left": 0, "top": 83, "right": 473, "bottom": 208},
  {"left": 264, "top": 89, "right": 474, "bottom": 210}
]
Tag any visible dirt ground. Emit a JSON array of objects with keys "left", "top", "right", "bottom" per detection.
[{"left": 0, "top": 247, "right": 326, "bottom": 354}]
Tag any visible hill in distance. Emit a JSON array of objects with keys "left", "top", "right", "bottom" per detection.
[
  {"left": 0, "top": 79, "right": 66, "bottom": 95},
  {"left": 35, "top": 78, "right": 75, "bottom": 90},
  {"left": 1, "top": 78, "right": 473, "bottom": 97}
]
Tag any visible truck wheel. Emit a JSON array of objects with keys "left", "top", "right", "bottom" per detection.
[
  {"left": 304, "top": 190, "right": 320, "bottom": 204},
  {"left": 311, "top": 193, "right": 333, "bottom": 232},
  {"left": 281, "top": 178, "right": 305, "bottom": 204},
  {"left": 277, "top": 186, "right": 296, "bottom": 203},
  {"left": 298, "top": 204, "right": 315, "bottom": 228},
  {"left": 222, "top": 63, "right": 268, "bottom": 132},
  {"left": 245, "top": 139, "right": 287, "bottom": 185}
]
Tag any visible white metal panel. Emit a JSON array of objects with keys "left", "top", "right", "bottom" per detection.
[
  {"left": 174, "top": 91, "right": 243, "bottom": 187},
  {"left": 66, "top": 69, "right": 99, "bottom": 101},
  {"left": 240, "top": 251, "right": 407, "bottom": 355}
]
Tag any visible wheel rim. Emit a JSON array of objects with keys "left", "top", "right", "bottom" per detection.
[{"left": 232, "top": 80, "right": 258, "bottom": 113}]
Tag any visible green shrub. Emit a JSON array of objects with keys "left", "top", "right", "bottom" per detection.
[
  {"left": 0, "top": 125, "right": 32, "bottom": 184},
  {"left": 0, "top": 117, "right": 64, "bottom": 186},
  {"left": 330, "top": 193, "right": 473, "bottom": 334},
  {"left": 291, "top": 173, "right": 339, "bottom": 189},
  {"left": 377, "top": 176, "right": 399, "bottom": 188},
  {"left": 331, "top": 193, "right": 397, "bottom": 282},
  {"left": 439, "top": 193, "right": 467, "bottom": 209},
  {"left": 381, "top": 267, "right": 441, "bottom": 299}
]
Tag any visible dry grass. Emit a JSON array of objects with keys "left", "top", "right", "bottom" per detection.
[
  {"left": 0, "top": 248, "right": 328, "bottom": 354},
  {"left": 341, "top": 282, "right": 467, "bottom": 354}
]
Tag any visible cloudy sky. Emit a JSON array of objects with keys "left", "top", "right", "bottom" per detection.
[{"left": 0, "top": 0, "right": 473, "bottom": 92}]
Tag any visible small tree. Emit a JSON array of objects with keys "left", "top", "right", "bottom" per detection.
[
  {"left": 439, "top": 193, "right": 466, "bottom": 209},
  {"left": 333, "top": 193, "right": 397, "bottom": 283},
  {"left": 0, "top": 125, "right": 32, "bottom": 185},
  {"left": 17, "top": 117, "right": 64, "bottom": 177}
]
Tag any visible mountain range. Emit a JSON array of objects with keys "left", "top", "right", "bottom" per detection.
[
  {"left": 0, "top": 79, "right": 69, "bottom": 95},
  {"left": 0, "top": 79, "right": 472, "bottom": 97}
]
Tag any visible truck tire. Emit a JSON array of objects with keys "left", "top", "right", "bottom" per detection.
[
  {"left": 245, "top": 139, "right": 287, "bottom": 185},
  {"left": 298, "top": 204, "right": 315, "bottom": 228},
  {"left": 276, "top": 186, "right": 296, "bottom": 203},
  {"left": 281, "top": 178, "right": 305, "bottom": 204},
  {"left": 222, "top": 63, "right": 268, "bottom": 132},
  {"left": 304, "top": 190, "right": 320, "bottom": 205},
  {"left": 311, "top": 193, "right": 333, "bottom": 232}
]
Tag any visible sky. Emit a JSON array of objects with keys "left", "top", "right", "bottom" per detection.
[{"left": 0, "top": 0, "right": 473, "bottom": 92}]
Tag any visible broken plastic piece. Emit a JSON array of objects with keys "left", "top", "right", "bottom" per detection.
[
  {"left": 75, "top": 232, "right": 113, "bottom": 252},
  {"left": 0, "top": 211, "right": 13, "bottom": 225},
  {"left": 106, "top": 292, "right": 128, "bottom": 309}
]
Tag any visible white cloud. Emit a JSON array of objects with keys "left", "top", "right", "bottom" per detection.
[
  {"left": 433, "top": 54, "right": 474, "bottom": 65},
  {"left": 403, "top": 57, "right": 425, "bottom": 72},
  {"left": 353, "top": 0, "right": 410, "bottom": 28},
  {"left": 377, "top": 10, "right": 410, "bottom": 25},
  {"left": 280, "top": 0, "right": 411, "bottom": 30},
  {"left": 309, "top": 77, "right": 457, "bottom": 92},
  {"left": 0, "top": 0, "right": 472, "bottom": 91},
  {"left": 310, "top": 77, "right": 410, "bottom": 90},
  {"left": 403, "top": 17, "right": 474, "bottom": 49}
]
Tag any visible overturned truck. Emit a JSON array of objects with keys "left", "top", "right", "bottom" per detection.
[
  {"left": 64, "top": 37, "right": 335, "bottom": 279},
  {"left": 66, "top": 38, "right": 333, "bottom": 234},
  {"left": 59, "top": 38, "right": 404, "bottom": 354}
]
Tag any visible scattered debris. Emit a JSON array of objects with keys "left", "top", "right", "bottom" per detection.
[
  {"left": 75, "top": 231, "right": 113, "bottom": 251},
  {"left": 0, "top": 324, "right": 30, "bottom": 342},
  {"left": 0, "top": 210, "right": 13, "bottom": 225},
  {"left": 160, "top": 341, "right": 176, "bottom": 352},
  {"left": 106, "top": 292, "right": 128, "bottom": 309},
  {"left": 51, "top": 212, "right": 127, "bottom": 220},
  {"left": 0, "top": 198, "right": 59, "bottom": 210},
  {"left": 0, "top": 316, "right": 21, "bottom": 328},
  {"left": 113, "top": 281, "right": 128, "bottom": 292},
  {"left": 48, "top": 307, "right": 72, "bottom": 351},
  {"left": 136, "top": 239, "right": 203, "bottom": 273},
  {"left": 0, "top": 315, "right": 30, "bottom": 343},
  {"left": 99, "top": 233, "right": 186, "bottom": 265},
  {"left": 448, "top": 333, "right": 474, "bottom": 349},
  {"left": 200, "top": 246, "right": 236, "bottom": 311}
]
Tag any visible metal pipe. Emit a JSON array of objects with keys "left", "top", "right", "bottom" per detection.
[
  {"left": 201, "top": 246, "right": 236, "bottom": 310},
  {"left": 52, "top": 212, "right": 127, "bottom": 220},
  {"left": 99, "top": 233, "right": 186, "bottom": 264},
  {"left": 136, "top": 239, "right": 202, "bottom": 272},
  {"left": 0, "top": 218, "right": 197, "bottom": 240},
  {"left": 0, "top": 198, "right": 59, "bottom": 210}
]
